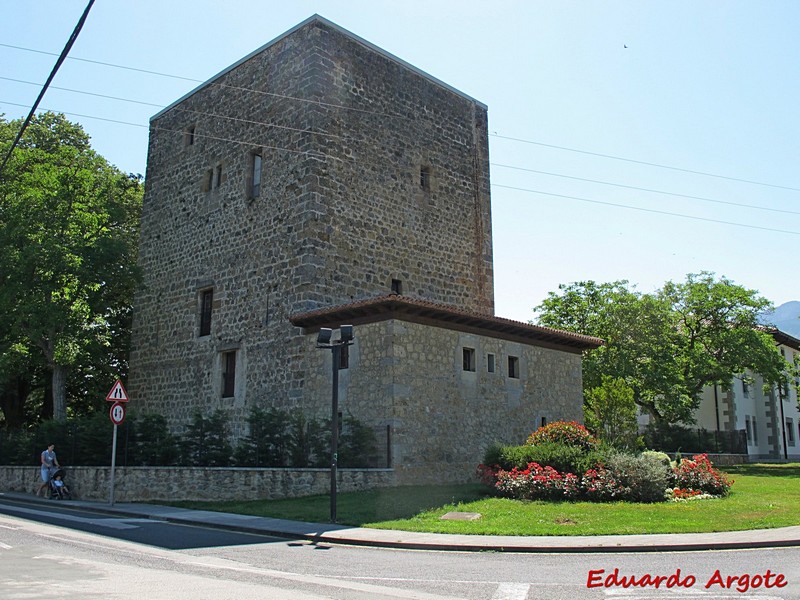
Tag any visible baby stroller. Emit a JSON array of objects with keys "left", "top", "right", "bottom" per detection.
[{"left": 48, "top": 468, "right": 72, "bottom": 500}]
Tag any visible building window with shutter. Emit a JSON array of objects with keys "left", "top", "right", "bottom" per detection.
[
  {"left": 199, "top": 289, "right": 213, "bottom": 337},
  {"left": 222, "top": 351, "right": 236, "bottom": 398}
]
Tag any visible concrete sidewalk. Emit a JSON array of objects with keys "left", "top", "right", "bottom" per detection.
[{"left": 2, "top": 491, "right": 799, "bottom": 553}]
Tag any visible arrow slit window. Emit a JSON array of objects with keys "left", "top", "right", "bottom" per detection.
[
  {"left": 199, "top": 289, "right": 213, "bottom": 337},
  {"left": 222, "top": 351, "right": 236, "bottom": 398}
]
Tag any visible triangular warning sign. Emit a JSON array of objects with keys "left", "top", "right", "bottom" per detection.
[{"left": 106, "top": 379, "right": 129, "bottom": 403}]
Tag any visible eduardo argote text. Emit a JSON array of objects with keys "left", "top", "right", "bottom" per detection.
[{"left": 587, "top": 568, "right": 787, "bottom": 593}]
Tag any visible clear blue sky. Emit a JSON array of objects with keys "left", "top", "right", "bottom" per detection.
[{"left": 3, "top": 1, "right": 799, "bottom": 322}]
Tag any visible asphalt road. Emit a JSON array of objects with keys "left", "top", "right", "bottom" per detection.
[{"left": 2, "top": 499, "right": 800, "bottom": 599}]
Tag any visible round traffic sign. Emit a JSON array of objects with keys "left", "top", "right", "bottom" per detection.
[{"left": 109, "top": 402, "right": 126, "bottom": 425}]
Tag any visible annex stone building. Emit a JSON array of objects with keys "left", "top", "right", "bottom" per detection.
[{"left": 129, "top": 15, "right": 601, "bottom": 484}]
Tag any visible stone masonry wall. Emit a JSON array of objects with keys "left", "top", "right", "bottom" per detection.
[
  {"left": 0, "top": 466, "right": 395, "bottom": 503},
  {"left": 301, "top": 319, "right": 585, "bottom": 485},
  {"left": 129, "top": 18, "right": 493, "bottom": 441}
]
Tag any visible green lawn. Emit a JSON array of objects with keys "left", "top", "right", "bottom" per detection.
[{"left": 169, "top": 464, "right": 800, "bottom": 536}]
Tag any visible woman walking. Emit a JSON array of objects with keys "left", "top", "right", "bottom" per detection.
[{"left": 37, "top": 444, "right": 60, "bottom": 497}]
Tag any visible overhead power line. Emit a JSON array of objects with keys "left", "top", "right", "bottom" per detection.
[
  {"left": 490, "top": 133, "right": 800, "bottom": 194},
  {"left": 3, "top": 99, "right": 797, "bottom": 238},
  {"left": 0, "top": 0, "right": 95, "bottom": 179},
  {"left": 3, "top": 41, "right": 800, "bottom": 195}
]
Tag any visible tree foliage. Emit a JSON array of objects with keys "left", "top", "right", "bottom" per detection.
[
  {"left": 0, "top": 112, "right": 142, "bottom": 425},
  {"left": 535, "top": 272, "right": 791, "bottom": 426}
]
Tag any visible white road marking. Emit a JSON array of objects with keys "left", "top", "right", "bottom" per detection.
[
  {"left": 492, "top": 582, "right": 530, "bottom": 599},
  {"left": 0, "top": 504, "right": 162, "bottom": 530}
]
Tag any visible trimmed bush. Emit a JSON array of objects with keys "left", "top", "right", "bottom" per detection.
[
  {"left": 526, "top": 421, "right": 599, "bottom": 451},
  {"left": 483, "top": 441, "right": 605, "bottom": 476}
]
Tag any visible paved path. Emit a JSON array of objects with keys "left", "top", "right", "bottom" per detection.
[{"left": 2, "top": 491, "right": 799, "bottom": 553}]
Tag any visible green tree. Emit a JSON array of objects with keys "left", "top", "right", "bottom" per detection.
[
  {"left": 0, "top": 112, "right": 142, "bottom": 423},
  {"left": 535, "top": 272, "right": 790, "bottom": 426},
  {"left": 584, "top": 376, "right": 640, "bottom": 449}
]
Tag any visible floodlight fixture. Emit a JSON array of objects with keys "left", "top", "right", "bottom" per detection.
[
  {"left": 340, "top": 324, "right": 354, "bottom": 343},
  {"left": 317, "top": 327, "right": 333, "bottom": 345}
]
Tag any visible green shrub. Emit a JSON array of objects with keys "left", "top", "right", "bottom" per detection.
[
  {"left": 641, "top": 450, "right": 671, "bottom": 467},
  {"left": 602, "top": 451, "right": 674, "bottom": 503},
  {"left": 484, "top": 441, "right": 604, "bottom": 475},
  {"left": 526, "top": 421, "right": 599, "bottom": 451}
]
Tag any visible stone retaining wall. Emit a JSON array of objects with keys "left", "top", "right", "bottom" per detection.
[{"left": 0, "top": 466, "right": 396, "bottom": 502}]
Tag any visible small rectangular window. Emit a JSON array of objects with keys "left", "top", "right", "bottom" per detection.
[
  {"left": 463, "top": 348, "right": 476, "bottom": 372},
  {"left": 199, "top": 289, "right": 213, "bottom": 337},
  {"left": 339, "top": 344, "right": 349, "bottom": 370},
  {"left": 787, "top": 419, "right": 795, "bottom": 445},
  {"left": 487, "top": 353, "right": 495, "bottom": 373},
  {"left": 745, "top": 416, "right": 752, "bottom": 443},
  {"left": 251, "top": 152, "right": 262, "bottom": 198},
  {"left": 214, "top": 164, "right": 223, "bottom": 189},
  {"left": 541, "top": 417, "right": 547, "bottom": 428},
  {"left": 391, "top": 279, "right": 403, "bottom": 295},
  {"left": 420, "top": 166, "right": 431, "bottom": 191},
  {"left": 222, "top": 351, "right": 236, "bottom": 398},
  {"left": 753, "top": 417, "right": 758, "bottom": 445},
  {"left": 508, "top": 356, "right": 519, "bottom": 379},
  {"left": 202, "top": 169, "right": 213, "bottom": 192},
  {"left": 184, "top": 125, "right": 196, "bottom": 147},
  {"left": 742, "top": 379, "right": 750, "bottom": 397}
]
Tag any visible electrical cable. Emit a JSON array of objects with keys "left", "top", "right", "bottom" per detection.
[{"left": 0, "top": 0, "right": 96, "bottom": 179}]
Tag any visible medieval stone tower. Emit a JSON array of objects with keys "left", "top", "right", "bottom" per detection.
[{"left": 129, "top": 16, "right": 594, "bottom": 482}]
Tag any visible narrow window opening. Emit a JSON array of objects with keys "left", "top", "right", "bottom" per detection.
[
  {"left": 508, "top": 356, "right": 519, "bottom": 379},
  {"left": 251, "top": 152, "right": 262, "bottom": 198},
  {"left": 745, "top": 416, "right": 752, "bottom": 444},
  {"left": 420, "top": 165, "right": 431, "bottom": 191},
  {"left": 540, "top": 417, "right": 547, "bottom": 428},
  {"left": 184, "top": 125, "right": 196, "bottom": 147},
  {"left": 202, "top": 169, "right": 213, "bottom": 192},
  {"left": 487, "top": 353, "right": 495, "bottom": 373},
  {"left": 462, "top": 348, "right": 476, "bottom": 372},
  {"left": 787, "top": 419, "right": 795, "bottom": 445},
  {"left": 222, "top": 351, "right": 236, "bottom": 398},
  {"left": 391, "top": 279, "right": 403, "bottom": 295},
  {"left": 199, "top": 289, "right": 213, "bottom": 337},
  {"left": 339, "top": 344, "right": 349, "bottom": 370},
  {"left": 214, "top": 164, "right": 223, "bottom": 189}
]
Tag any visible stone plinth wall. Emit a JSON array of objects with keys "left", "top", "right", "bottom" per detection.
[{"left": 0, "top": 466, "right": 395, "bottom": 502}]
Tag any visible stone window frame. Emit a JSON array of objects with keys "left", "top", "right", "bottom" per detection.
[
  {"left": 462, "top": 347, "right": 476, "bottom": 372},
  {"left": 221, "top": 349, "right": 237, "bottom": 398},
  {"left": 419, "top": 165, "right": 431, "bottom": 192},
  {"left": 183, "top": 124, "right": 196, "bottom": 147},
  {"left": 198, "top": 287, "right": 214, "bottom": 337},
  {"left": 249, "top": 150, "right": 263, "bottom": 199},
  {"left": 508, "top": 355, "right": 520, "bottom": 379}
]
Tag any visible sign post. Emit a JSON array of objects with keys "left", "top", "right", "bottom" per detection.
[{"left": 105, "top": 380, "right": 128, "bottom": 506}]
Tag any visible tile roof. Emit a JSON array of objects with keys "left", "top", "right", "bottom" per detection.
[{"left": 290, "top": 294, "right": 604, "bottom": 354}]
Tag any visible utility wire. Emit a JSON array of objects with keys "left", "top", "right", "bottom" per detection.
[
  {"left": 5, "top": 100, "right": 797, "bottom": 238},
  {"left": 3, "top": 41, "right": 800, "bottom": 194},
  {"left": 490, "top": 133, "right": 800, "bottom": 194},
  {"left": 3, "top": 76, "right": 798, "bottom": 218},
  {"left": 0, "top": 0, "right": 95, "bottom": 179},
  {"left": 493, "top": 183, "right": 800, "bottom": 236}
]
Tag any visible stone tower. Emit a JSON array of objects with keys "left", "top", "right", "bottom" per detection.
[{"left": 129, "top": 16, "right": 494, "bottom": 428}]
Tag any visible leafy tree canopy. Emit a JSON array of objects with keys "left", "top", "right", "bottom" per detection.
[
  {"left": 0, "top": 112, "right": 142, "bottom": 426},
  {"left": 535, "top": 272, "right": 790, "bottom": 426}
]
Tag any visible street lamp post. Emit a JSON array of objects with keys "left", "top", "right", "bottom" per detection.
[{"left": 316, "top": 325, "right": 354, "bottom": 523}]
